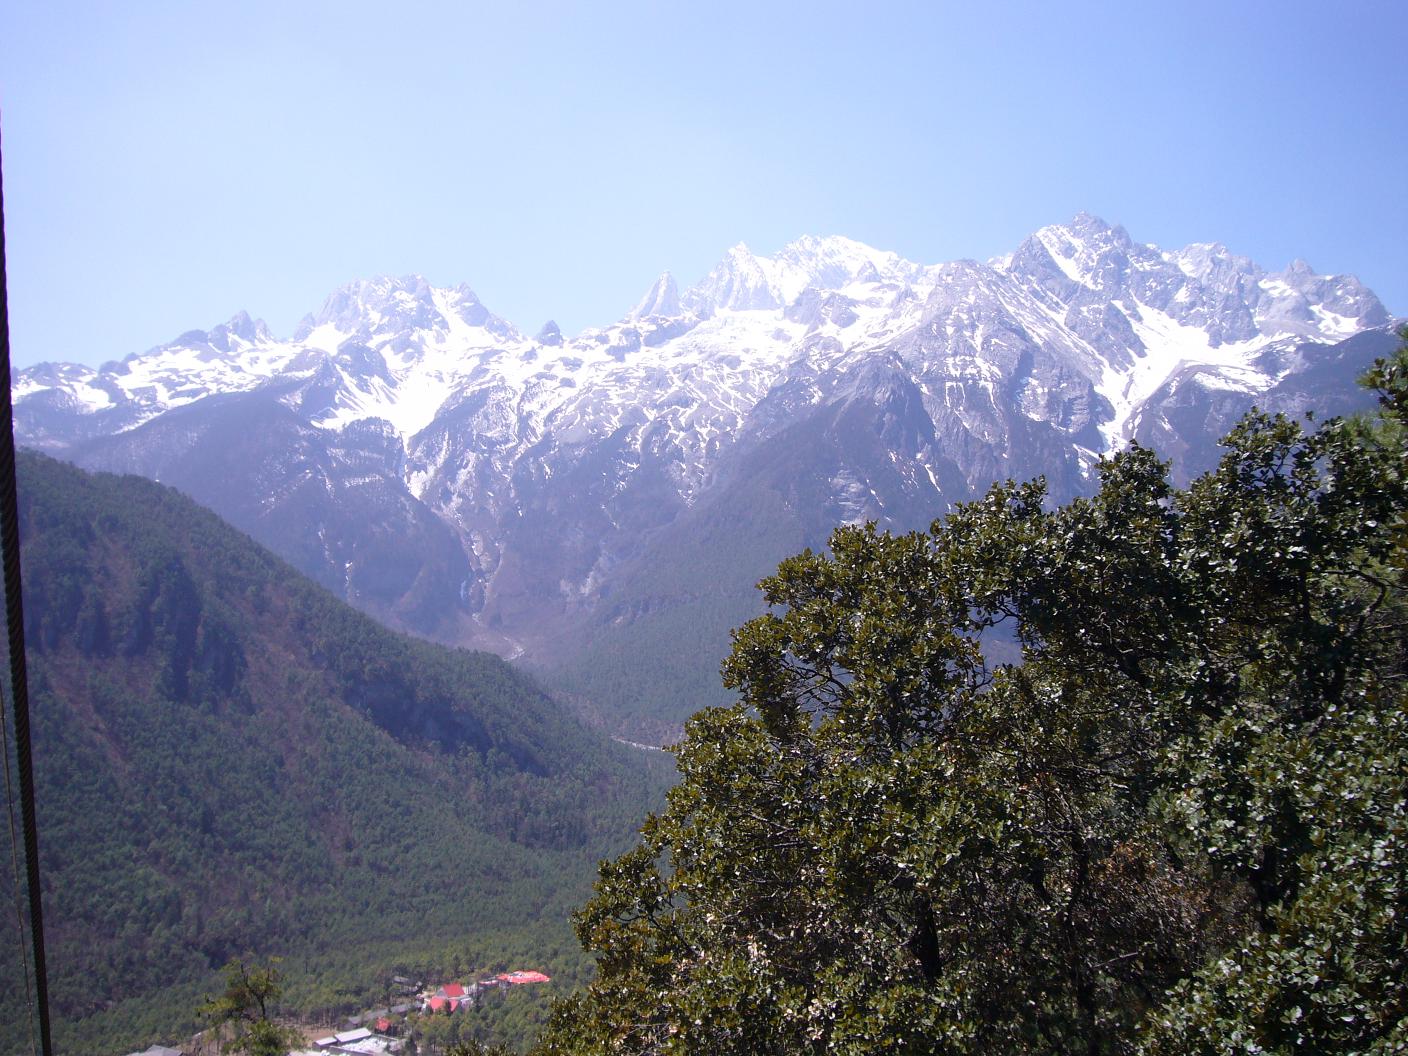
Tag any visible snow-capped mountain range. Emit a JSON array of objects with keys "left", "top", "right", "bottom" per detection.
[{"left": 15, "top": 214, "right": 1398, "bottom": 734}]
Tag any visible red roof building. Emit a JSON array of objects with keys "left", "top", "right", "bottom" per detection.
[
  {"left": 442, "top": 982, "right": 466, "bottom": 999},
  {"left": 498, "top": 970, "right": 552, "bottom": 985},
  {"left": 375, "top": 1017, "right": 392, "bottom": 1033},
  {"left": 427, "top": 996, "right": 448, "bottom": 1013}
]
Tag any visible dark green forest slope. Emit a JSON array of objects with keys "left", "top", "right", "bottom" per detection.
[
  {"left": 539, "top": 337, "right": 1408, "bottom": 1054},
  {"left": 0, "top": 453, "right": 668, "bottom": 1055}
]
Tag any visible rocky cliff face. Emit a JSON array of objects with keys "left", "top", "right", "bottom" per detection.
[{"left": 16, "top": 215, "right": 1397, "bottom": 730}]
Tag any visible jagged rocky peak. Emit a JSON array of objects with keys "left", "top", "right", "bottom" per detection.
[
  {"left": 1002, "top": 212, "right": 1146, "bottom": 294},
  {"left": 632, "top": 272, "right": 682, "bottom": 319},
  {"left": 854, "top": 260, "right": 884, "bottom": 284},
  {"left": 209, "top": 310, "right": 273, "bottom": 349},
  {"left": 1273, "top": 260, "right": 1387, "bottom": 322},
  {"left": 17, "top": 360, "right": 97, "bottom": 386},
  {"left": 1168, "top": 241, "right": 1259, "bottom": 285},
  {"left": 322, "top": 274, "right": 431, "bottom": 321},
  {"left": 298, "top": 275, "right": 423, "bottom": 337},
  {"left": 150, "top": 308, "right": 277, "bottom": 359},
  {"left": 1252, "top": 260, "right": 1389, "bottom": 340},
  {"left": 774, "top": 234, "right": 922, "bottom": 290},
  {"left": 682, "top": 234, "right": 925, "bottom": 315},
  {"left": 1066, "top": 210, "right": 1135, "bottom": 244},
  {"left": 439, "top": 282, "right": 504, "bottom": 332},
  {"left": 535, "top": 320, "right": 564, "bottom": 346},
  {"left": 295, "top": 275, "right": 497, "bottom": 341},
  {"left": 683, "top": 242, "right": 780, "bottom": 314},
  {"left": 13, "top": 215, "right": 1396, "bottom": 491}
]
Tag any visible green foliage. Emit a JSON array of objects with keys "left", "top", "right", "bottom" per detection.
[
  {"left": 0, "top": 455, "right": 668, "bottom": 1055},
  {"left": 198, "top": 957, "right": 301, "bottom": 1056},
  {"left": 447, "top": 1038, "right": 517, "bottom": 1056},
  {"left": 538, "top": 331, "right": 1408, "bottom": 1054}
]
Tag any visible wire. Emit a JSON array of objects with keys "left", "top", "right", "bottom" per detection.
[
  {"left": 0, "top": 111, "right": 55, "bottom": 1056},
  {"left": 0, "top": 678, "right": 38, "bottom": 1056}
]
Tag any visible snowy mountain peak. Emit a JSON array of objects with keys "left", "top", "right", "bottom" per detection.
[
  {"left": 682, "top": 234, "right": 926, "bottom": 315},
  {"left": 291, "top": 275, "right": 520, "bottom": 353},
  {"left": 988, "top": 214, "right": 1389, "bottom": 350},
  {"left": 217, "top": 310, "right": 263, "bottom": 341},
  {"left": 297, "top": 275, "right": 438, "bottom": 335},
  {"left": 1166, "top": 241, "right": 1256, "bottom": 283},
  {"left": 774, "top": 234, "right": 925, "bottom": 289},
  {"left": 1002, "top": 213, "right": 1145, "bottom": 293},
  {"left": 1038, "top": 213, "right": 1139, "bottom": 263},
  {"left": 683, "top": 243, "right": 781, "bottom": 313},
  {"left": 1257, "top": 262, "right": 1388, "bottom": 338},
  {"left": 632, "top": 271, "right": 682, "bottom": 319},
  {"left": 1066, "top": 210, "right": 1131, "bottom": 241},
  {"left": 14, "top": 217, "right": 1395, "bottom": 503},
  {"left": 141, "top": 307, "right": 280, "bottom": 364}
]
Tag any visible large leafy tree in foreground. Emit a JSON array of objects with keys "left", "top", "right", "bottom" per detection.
[{"left": 538, "top": 333, "right": 1408, "bottom": 1055}]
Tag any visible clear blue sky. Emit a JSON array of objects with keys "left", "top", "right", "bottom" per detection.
[{"left": 1, "top": 0, "right": 1405, "bottom": 368}]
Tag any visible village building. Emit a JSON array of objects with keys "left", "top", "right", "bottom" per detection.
[
  {"left": 311, "top": 1027, "right": 402, "bottom": 1055},
  {"left": 499, "top": 970, "right": 552, "bottom": 985},
  {"left": 331, "top": 1039, "right": 400, "bottom": 1056}
]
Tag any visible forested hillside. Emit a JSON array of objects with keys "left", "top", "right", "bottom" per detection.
[
  {"left": 0, "top": 453, "right": 668, "bottom": 1055},
  {"left": 538, "top": 334, "right": 1408, "bottom": 1054}
]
